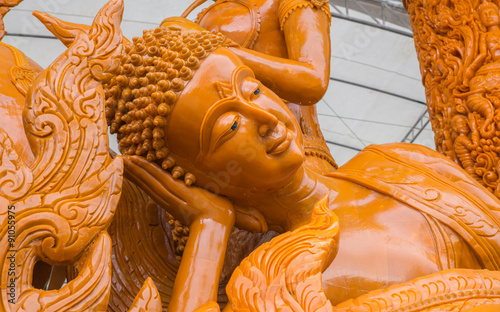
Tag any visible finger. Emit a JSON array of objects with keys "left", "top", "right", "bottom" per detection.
[
  {"left": 126, "top": 155, "right": 192, "bottom": 199},
  {"left": 123, "top": 162, "right": 179, "bottom": 208},
  {"left": 123, "top": 156, "right": 181, "bottom": 204},
  {"left": 123, "top": 156, "right": 193, "bottom": 221},
  {"left": 123, "top": 156, "right": 207, "bottom": 224},
  {"left": 124, "top": 167, "right": 195, "bottom": 224},
  {"left": 234, "top": 206, "right": 268, "bottom": 233},
  {"left": 124, "top": 156, "right": 235, "bottom": 224}
]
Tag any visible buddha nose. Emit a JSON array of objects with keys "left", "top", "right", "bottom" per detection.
[
  {"left": 241, "top": 102, "right": 278, "bottom": 137},
  {"left": 256, "top": 109, "right": 279, "bottom": 137}
]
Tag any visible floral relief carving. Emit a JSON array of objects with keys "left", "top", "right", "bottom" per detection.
[{"left": 404, "top": 0, "right": 500, "bottom": 199}]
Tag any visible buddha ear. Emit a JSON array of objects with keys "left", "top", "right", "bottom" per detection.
[{"left": 33, "top": 11, "right": 90, "bottom": 47}]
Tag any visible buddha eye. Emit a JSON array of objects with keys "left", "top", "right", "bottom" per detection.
[
  {"left": 242, "top": 78, "right": 262, "bottom": 100},
  {"left": 210, "top": 114, "right": 240, "bottom": 152}
]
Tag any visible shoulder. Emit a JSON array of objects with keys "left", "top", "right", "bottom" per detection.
[
  {"left": 337, "top": 143, "right": 500, "bottom": 209},
  {"left": 343, "top": 143, "right": 472, "bottom": 181},
  {"left": 277, "top": 0, "right": 330, "bottom": 29}
]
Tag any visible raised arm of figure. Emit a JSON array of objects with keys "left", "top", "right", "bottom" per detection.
[
  {"left": 1, "top": 0, "right": 25, "bottom": 39},
  {"left": 179, "top": 0, "right": 331, "bottom": 105},
  {"left": 123, "top": 155, "right": 235, "bottom": 312},
  {"left": 228, "top": 5, "right": 331, "bottom": 105}
]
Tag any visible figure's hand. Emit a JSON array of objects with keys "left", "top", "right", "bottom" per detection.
[
  {"left": 1, "top": 0, "right": 24, "bottom": 7},
  {"left": 123, "top": 155, "right": 268, "bottom": 232},
  {"left": 123, "top": 155, "right": 234, "bottom": 226},
  {"left": 234, "top": 206, "right": 268, "bottom": 233},
  {"left": 123, "top": 155, "right": 235, "bottom": 312}
]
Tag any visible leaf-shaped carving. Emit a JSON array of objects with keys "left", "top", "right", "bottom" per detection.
[
  {"left": 24, "top": 0, "right": 123, "bottom": 195},
  {"left": 221, "top": 195, "right": 339, "bottom": 312},
  {"left": 127, "top": 277, "right": 162, "bottom": 312},
  {"left": 0, "top": 128, "right": 33, "bottom": 201}
]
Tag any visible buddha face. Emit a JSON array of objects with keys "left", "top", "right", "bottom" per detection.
[
  {"left": 166, "top": 47, "right": 304, "bottom": 197},
  {"left": 480, "top": 4, "right": 500, "bottom": 28}
]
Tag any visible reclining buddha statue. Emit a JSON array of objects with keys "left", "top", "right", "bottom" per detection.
[
  {"left": 103, "top": 15, "right": 500, "bottom": 310},
  {"left": 2, "top": 0, "right": 500, "bottom": 311}
]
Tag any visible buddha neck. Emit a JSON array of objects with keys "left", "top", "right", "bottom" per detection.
[{"left": 231, "top": 166, "right": 338, "bottom": 232}]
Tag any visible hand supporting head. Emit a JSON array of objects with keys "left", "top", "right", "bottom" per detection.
[
  {"left": 105, "top": 21, "right": 305, "bottom": 198},
  {"left": 105, "top": 23, "right": 228, "bottom": 186}
]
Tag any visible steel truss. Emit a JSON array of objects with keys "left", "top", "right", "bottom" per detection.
[{"left": 330, "top": 0, "right": 413, "bottom": 37}]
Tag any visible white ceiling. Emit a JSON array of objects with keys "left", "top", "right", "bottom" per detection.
[{"left": 1, "top": 0, "right": 433, "bottom": 166}]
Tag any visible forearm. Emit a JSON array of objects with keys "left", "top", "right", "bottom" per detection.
[
  {"left": 122, "top": 155, "right": 236, "bottom": 311},
  {"left": 228, "top": 46, "right": 328, "bottom": 105},
  {"left": 168, "top": 216, "right": 234, "bottom": 312}
]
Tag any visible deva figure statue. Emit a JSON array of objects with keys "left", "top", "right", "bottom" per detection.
[
  {"left": 101, "top": 19, "right": 500, "bottom": 311},
  {"left": 177, "top": 0, "right": 336, "bottom": 174},
  {"left": 3, "top": 1, "right": 500, "bottom": 311}
]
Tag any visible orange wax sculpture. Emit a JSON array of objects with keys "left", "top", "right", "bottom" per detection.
[
  {"left": 405, "top": 0, "right": 500, "bottom": 200},
  {"left": 1, "top": 1, "right": 500, "bottom": 312}
]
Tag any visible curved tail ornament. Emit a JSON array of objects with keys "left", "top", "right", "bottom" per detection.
[
  {"left": 226, "top": 195, "right": 338, "bottom": 312},
  {"left": 0, "top": 0, "right": 162, "bottom": 311}
]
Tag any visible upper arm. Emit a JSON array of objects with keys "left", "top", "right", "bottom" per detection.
[{"left": 280, "top": 1, "right": 331, "bottom": 80}]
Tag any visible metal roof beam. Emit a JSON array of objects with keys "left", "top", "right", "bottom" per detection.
[{"left": 401, "top": 110, "right": 430, "bottom": 143}]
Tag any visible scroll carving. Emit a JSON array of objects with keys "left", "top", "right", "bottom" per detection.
[
  {"left": 4, "top": 0, "right": 500, "bottom": 311},
  {"left": 333, "top": 269, "right": 500, "bottom": 311}
]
